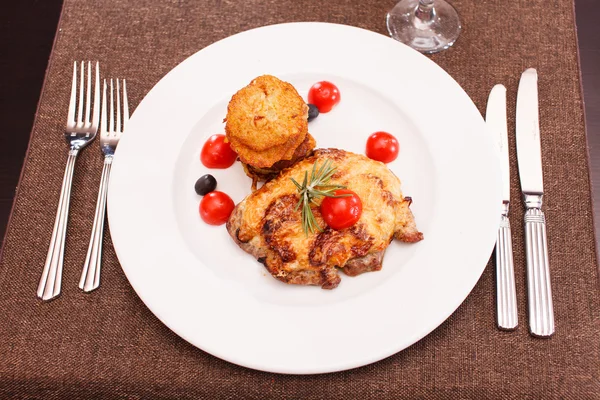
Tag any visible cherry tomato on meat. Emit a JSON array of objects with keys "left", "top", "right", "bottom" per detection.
[
  {"left": 201, "top": 134, "right": 237, "bottom": 169},
  {"left": 366, "top": 131, "right": 399, "bottom": 163},
  {"left": 320, "top": 189, "right": 362, "bottom": 230},
  {"left": 308, "top": 81, "right": 341, "bottom": 113},
  {"left": 199, "top": 191, "right": 235, "bottom": 225}
]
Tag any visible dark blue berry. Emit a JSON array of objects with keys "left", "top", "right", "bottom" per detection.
[
  {"left": 307, "top": 104, "right": 319, "bottom": 122},
  {"left": 195, "top": 174, "right": 217, "bottom": 195}
]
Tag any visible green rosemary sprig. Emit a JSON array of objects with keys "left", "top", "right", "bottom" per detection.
[{"left": 290, "top": 159, "right": 350, "bottom": 235}]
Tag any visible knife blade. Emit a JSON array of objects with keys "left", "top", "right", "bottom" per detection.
[
  {"left": 516, "top": 68, "right": 554, "bottom": 337},
  {"left": 486, "top": 84, "right": 518, "bottom": 330}
]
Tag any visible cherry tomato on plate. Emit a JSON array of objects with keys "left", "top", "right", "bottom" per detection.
[
  {"left": 308, "top": 81, "right": 341, "bottom": 113},
  {"left": 320, "top": 189, "right": 362, "bottom": 230},
  {"left": 201, "top": 134, "right": 237, "bottom": 169},
  {"left": 199, "top": 191, "right": 235, "bottom": 225},
  {"left": 366, "top": 131, "right": 399, "bottom": 163}
]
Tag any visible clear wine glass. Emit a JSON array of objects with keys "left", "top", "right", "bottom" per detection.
[{"left": 386, "top": 0, "right": 462, "bottom": 54}]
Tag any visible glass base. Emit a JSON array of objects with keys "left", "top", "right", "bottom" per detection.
[{"left": 386, "top": 0, "right": 461, "bottom": 54}]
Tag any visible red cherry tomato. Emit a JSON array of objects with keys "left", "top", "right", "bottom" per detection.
[
  {"left": 320, "top": 189, "right": 362, "bottom": 230},
  {"left": 308, "top": 81, "right": 341, "bottom": 113},
  {"left": 201, "top": 134, "right": 237, "bottom": 169},
  {"left": 366, "top": 131, "right": 399, "bottom": 163},
  {"left": 199, "top": 191, "right": 235, "bottom": 225}
]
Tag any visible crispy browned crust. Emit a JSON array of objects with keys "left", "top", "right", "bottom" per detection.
[
  {"left": 226, "top": 149, "right": 423, "bottom": 289},
  {"left": 225, "top": 75, "right": 309, "bottom": 168},
  {"left": 342, "top": 252, "right": 384, "bottom": 276},
  {"left": 242, "top": 133, "right": 316, "bottom": 189}
]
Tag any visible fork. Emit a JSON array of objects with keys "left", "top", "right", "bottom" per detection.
[
  {"left": 79, "top": 79, "right": 128, "bottom": 292},
  {"left": 37, "top": 61, "right": 100, "bottom": 301}
]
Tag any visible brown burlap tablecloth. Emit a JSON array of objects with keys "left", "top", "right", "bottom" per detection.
[{"left": 1, "top": 0, "right": 598, "bottom": 398}]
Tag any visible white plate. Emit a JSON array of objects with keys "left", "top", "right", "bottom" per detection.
[{"left": 108, "top": 22, "right": 501, "bottom": 374}]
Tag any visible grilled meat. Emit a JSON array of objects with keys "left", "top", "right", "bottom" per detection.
[{"left": 226, "top": 148, "right": 423, "bottom": 289}]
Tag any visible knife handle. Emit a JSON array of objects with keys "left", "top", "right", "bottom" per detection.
[
  {"left": 496, "top": 214, "right": 518, "bottom": 330},
  {"left": 524, "top": 207, "right": 555, "bottom": 337}
]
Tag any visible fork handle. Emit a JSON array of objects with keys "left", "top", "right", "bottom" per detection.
[
  {"left": 79, "top": 157, "right": 112, "bottom": 292},
  {"left": 37, "top": 149, "right": 79, "bottom": 301},
  {"left": 525, "top": 207, "right": 555, "bottom": 337},
  {"left": 495, "top": 214, "right": 518, "bottom": 330}
]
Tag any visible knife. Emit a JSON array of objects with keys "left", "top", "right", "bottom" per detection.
[
  {"left": 516, "top": 68, "right": 555, "bottom": 337},
  {"left": 486, "top": 84, "right": 518, "bottom": 330}
]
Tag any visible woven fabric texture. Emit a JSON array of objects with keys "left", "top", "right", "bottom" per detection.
[{"left": 0, "top": 0, "right": 598, "bottom": 398}]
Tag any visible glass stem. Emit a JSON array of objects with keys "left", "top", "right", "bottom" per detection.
[{"left": 416, "top": 0, "right": 436, "bottom": 23}]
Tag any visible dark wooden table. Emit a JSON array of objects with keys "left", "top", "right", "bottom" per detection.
[
  {"left": 1, "top": 0, "right": 599, "bottom": 253},
  {"left": 577, "top": 0, "right": 600, "bottom": 252},
  {"left": 0, "top": 2, "right": 63, "bottom": 240}
]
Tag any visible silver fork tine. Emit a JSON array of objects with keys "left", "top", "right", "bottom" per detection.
[
  {"left": 77, "top": 61, "right": 84, "bottom": 126},
  {"left": 123, "top": 80, "right": 129, "bottom": 130},
  {"left": 92, "top": 62, "right": 100, "bottom": 130},
  {"left": 85, "top": 61, "right": 91, "bottom": 125},
  {"left": 116, "top": 79, "right": 121, "bottom": 133},
  {"left": 101, "top": 80, "right": 107, "bottom": 135},
  {"left": 67, "top": 62, "right": 77, "bottom": 127},
  {"left": 109, "top": 79, "right": 114, "bottom": 133},
  {"left": 92, "top": 61, "right": 100, "bottom": 129}
]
